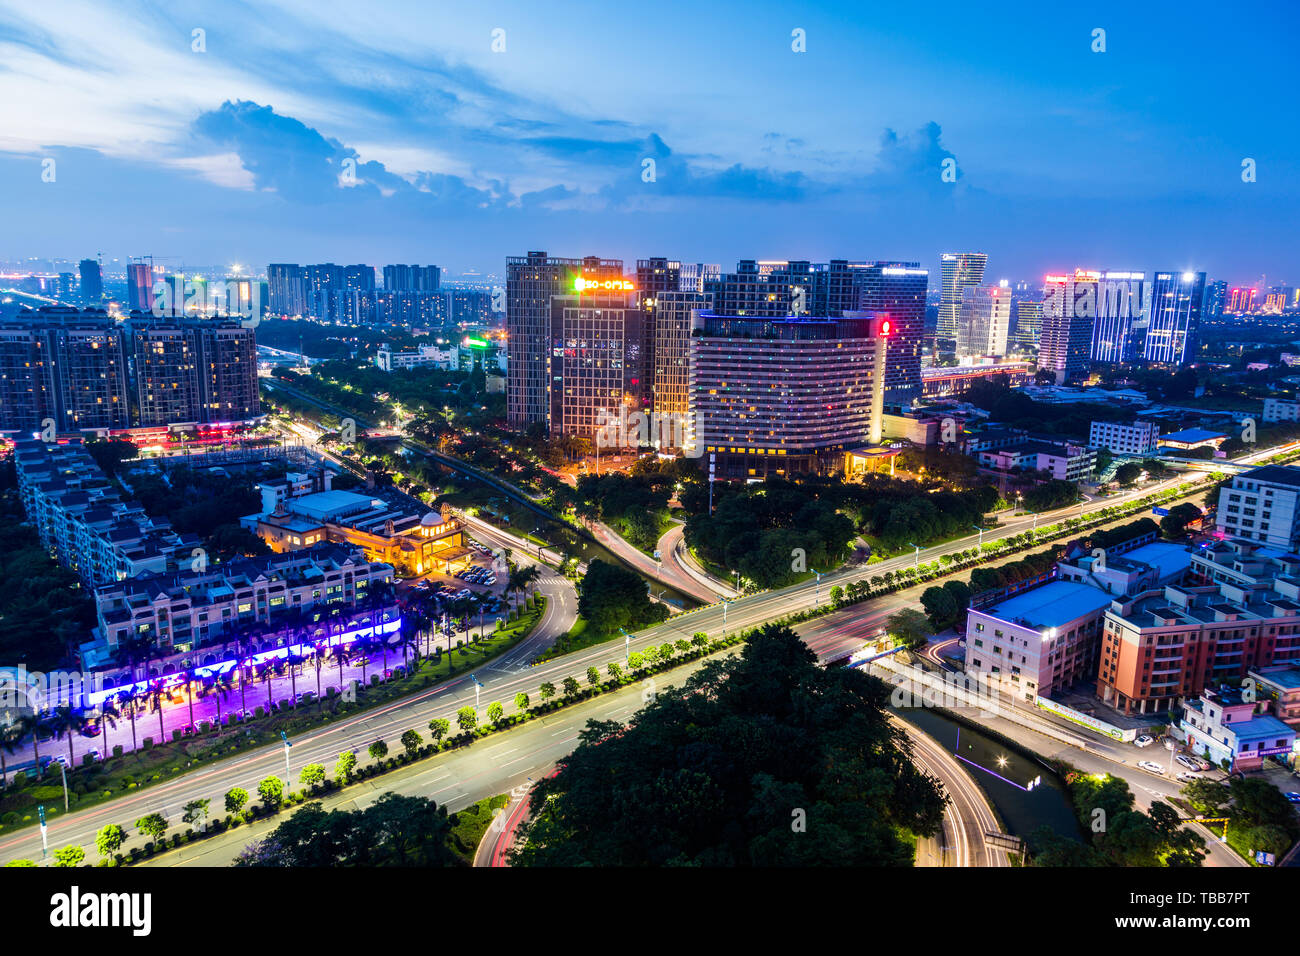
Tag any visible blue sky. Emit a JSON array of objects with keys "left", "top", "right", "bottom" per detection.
[{"left": 0, "top": 0, "right": 1296, "bottom": 283}]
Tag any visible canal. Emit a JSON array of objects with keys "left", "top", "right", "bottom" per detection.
[{"left": 896, "top": 706, "right": 1084, "bottom": 847}]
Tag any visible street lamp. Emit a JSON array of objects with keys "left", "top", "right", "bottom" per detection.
[
  {"left": 972, "top": 525, "right": 984, "bottom": 548},
  {"left": 720, "top": 598, "right": 732, "bottom": 633},
  {"left": 280, "top": 730, "right": 292, "bottom": 793},
  {"left": 619, "top": 627, "right": 630, "bottom": 661},
  {"left": 1015, "top": 491, "right": 1023, "bottom": 515},
  {"left": 908, "top": 543, "right": 921, "bottom": 568},
  {"left": 810, "top": 569, "right": 823, "bottom": 606}
]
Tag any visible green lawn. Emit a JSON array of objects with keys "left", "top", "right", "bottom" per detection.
[{"left": 447, "top": 792, "right": 511, "bottom": 865}]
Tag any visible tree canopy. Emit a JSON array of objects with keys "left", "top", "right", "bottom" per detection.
[{"left": 511, "top": 624, "right": 948, "bottom": 866}]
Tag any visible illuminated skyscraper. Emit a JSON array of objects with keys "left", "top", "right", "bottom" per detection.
[
  {"left": 1142, "top": 272, "right": 1205, "bottom": 366},
  {"left": 938, "top": 252, "right": 987, "bottom": 340},
  {"left": 78, "top": 258, "right": 103, "bottom": 305},
  {"left": 1039, "top": 271, "right": 1099, "bottom": 384},
  {"left": 957, "top": 286, "right": 1011, "bottom": 358},
  {"left": 1089, "top": 271, "right": 1147, "bottom": 364},
  {"left": 506, "top": 252, "right": 623, "bottom": 429}
]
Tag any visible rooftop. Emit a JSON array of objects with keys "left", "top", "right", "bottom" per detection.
[
  {"left": 1160, "top": 428, "right": 1228, "bottom": 443},
  {"left": 980, "top": 580, "right": 1115, "bottom": 630},
  {"left": 1238, "top": 465, "right": 1300, "bottom": 489}
]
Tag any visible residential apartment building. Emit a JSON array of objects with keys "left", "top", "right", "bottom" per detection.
[
  {"left": 1097, "top": 538, "right": 1300, "bottom": 715},
  {"left": 1216, "top": 465, "right": 1300, "bottom": 550},
  {"left": 13, "top": 438, "right": 189, "bottom": 586},
  {"left": 1088, "top": 420, "right": 1159, "bottom": 456},
  {"left": 1178, "top": 687, "right": 1296, "bottom": 772}
]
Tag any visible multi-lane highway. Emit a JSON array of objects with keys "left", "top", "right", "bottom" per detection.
[{"left": 3, "top": 438, "right": 1289, "bottom": 866}]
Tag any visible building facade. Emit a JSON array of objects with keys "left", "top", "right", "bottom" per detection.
[
  {"left": 1216, "top": 465, "right": 1300, "bottom": 549},
  {"left": 956, "top": 285, "right": 1011, "bottom": 359},
  {"left": 689, "top": 313, "right": 883, "bottom": 480},
  {"left": 1088, "top": 420, "right": 1159, "bottom": 456},
  {"left": 938, "top": 252, "right": 987, "bottom": 341},
  {"left": 1142, "top": 271, "right": 1205, "bottom": 365}
]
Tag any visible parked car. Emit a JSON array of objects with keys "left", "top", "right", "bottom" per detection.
[
  {"left": 52, "top": 754, "right": 70, "bottom": 768},
  {"left": 1138, "top": 760, "right": 1166, "bottom": 775},
  {"left": 1134, "top": 735, "right": 1155, "bottom": 748},
  {"left": 87, "top": 748, "right": 102, "bottom": 763},
  {"left": 1174, "top": 754, "right": 1202, "bottom": 772},
  {"left": 1286, "top": 792, "right": 1300, "bottom": 804},
  {"left": 1175, "top": 771, "right": 1199, "bottom": 784}
]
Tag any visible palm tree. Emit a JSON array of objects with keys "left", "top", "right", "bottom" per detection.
[
  {"left": 17, "top": 713, "right": 45, "bottom": 774},
  {"left": 285, "top": 651, "right": 302, "bottom": 704},
  {"left": 311, "top": 645, "right": 324, "bottom": 698},
  {"left": 47, "top": 706, "right": 84, "bottom": 766},
  {"left": 115, "top": 690, "right": 139, "bottom": 753},
  {"left": 1, "top": 715, "right": 24, "bottom": 787},
  {"left": 147, "top": 681, "right": 167, "bottom": 741},
  {"left": 96, "top": 698, "right": 120, "bottom": 751},
  {"left": 331, "top": 643, "right": 352, "bottom": 693},
  {"left": 508, "top": 564, "right": 541, "bottom": 610},
  {"left": 207, "top": 671, "right": 234, "bottom": 725}
]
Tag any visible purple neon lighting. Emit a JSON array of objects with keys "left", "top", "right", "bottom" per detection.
[{"left": 85, "top": 615, "right": 402, "bottom": 707}]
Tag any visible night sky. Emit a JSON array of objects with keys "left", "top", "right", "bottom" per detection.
[{"left": 1, "top": 0, "right": 1296, "bottom": 283}]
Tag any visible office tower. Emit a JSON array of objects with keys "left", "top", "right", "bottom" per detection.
[
  {"left": 1227, "top": 287, "right": 1258, "bottom": 314},
  {"left": 652, "top": 290, "right": 711, "bottom": 432},
  {"left": 1090, "top": 271, "right": 1147, "bottom": 364},
  {"left": 690, "top": 313, "right": 882, "bottom": 480},
  {"left": 1142, "top": 271, "right": 1205, "bottom": 365},
  {"left": 0, "top": 324, "right": 49, "bottom": 430},
  {"left": 854, "top": 263, "right": 928, "bottom": 397},
  {"left": 1204, "top": 280, "right": 1227, "bottom": 319},
  {"left": 938, "top": 252, "right": 987, "bottom": 340},
  {"left": 548, "top": 284, "right": 644, "bottom": 440},
  {"left": 505, "top": 252, "right": 623, "bottom": 428},
  {"left": 678, "top": 263, "right": 721, "bottom": 293},
  {"left": 382, "top": 264, "right": 441, "bottom": 292},
  {"left": 1039, "top": 271, "right": 1100, "bottom": 384},
  {"left": 131, "top": 322, "right": 202, "bottom": 426},
  {"left": 1264, "top": 286, "right": 1293, "bottom": 314},
  {"left": 1012, "top": 298, "right": 1042, "bottom": 351},
  {"left": 126, "top": 260, "right": 156, "bottom": 314},
  {"left": 268, "top": 263, "right": 306, "bottom": 316},
  {"left": 957, "top": 285, "right": 1011, "bottom": 358},
  {"left": 78, "top": 258, "right": 103, "bottom": 305},
  {"left": 636, "top": 258, "right": 681, "bottom": 413},
  {"left": 57, "top": 273, "right": 75, "bottom": 300}
]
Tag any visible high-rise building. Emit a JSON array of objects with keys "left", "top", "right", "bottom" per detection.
[
  {"left": 938, "top": 252, "right": 987, "bottom": 340},
  {"left": 78, "top": 258, "right": 103, "bottom": 305},
  {"left": 126, "top": 260, "right": 156, "bottom": 314},
  {"left": 505, "top": 252, "right": 623, "bottom": 429},
  {"left": 678, "top": 263, "right": 721, "bottom": 293},
  {"left": 445, "top": 289, "right": 495, "bottom": 326},
  {"left": 1204, "top": 280, "right": 1228, "bottom": 319},
  {"left": 382, "top": 264, "right": 440, "bottom": 292},
  {"left": 1142, "top": 271, "right": 1205, "bottom": 366},
  {"left": 1012, "top": 298, "right": 1042, "bottom": 351},
  {"left": 1227, "top": 287, "right": 1258, "bottom": 314},
  {"left": 635, "top": 258, "right": 681, "bottom": 414},
  {"left": 1090, "top": 271, "right": 1147, "bottom": 364},
  {"left": 57, "top": 273, "right": 75, "bottom": 301},
  {"left": 957, "top": 285, "right": 1011, "bottom": 358},
  {"left": 194, "top": 322, "right": 259, "bottom": 422},
  {"left": 1039, "top": 270, "right": 1099, "bottom": 384},
  {"left": 855, "top": 263, "right": 928, "bottom": 397},
  {"left": 0, "top": 323, "right": 50, "bottom": 431},
  {"left": 268, "top": 263, "right": 306, "bottom": 316},
  {"left": 131, "top": 322, "right": 202, "bottom": 426},
  {"left": 548, "top": 284, "right": 644, "bottom": 440},
  {"left": 690, "top": 313, "right": 883, "bottom": 480},
  {"left": 652, "top": 290, "right": 711, "bottom": 437}
]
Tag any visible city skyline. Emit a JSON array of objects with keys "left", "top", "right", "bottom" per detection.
[{"left": 1, "top": 0, "right": 1297, "bottom": 282}]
